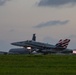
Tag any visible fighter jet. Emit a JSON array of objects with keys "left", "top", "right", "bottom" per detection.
[{"left": 10, "top": 34, "right": 73, "bottom": 54}]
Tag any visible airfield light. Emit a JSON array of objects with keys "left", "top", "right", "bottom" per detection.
[
  {"left": 27, "top": 47, "right": 31, "bottom": 50},
  {"left": 73, "top": 50, "right": 76, "bottom": 54}
]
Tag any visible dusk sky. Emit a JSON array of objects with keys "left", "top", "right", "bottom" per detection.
[{"left": 0, "top": 0, "right": 76, "bottom": 51}]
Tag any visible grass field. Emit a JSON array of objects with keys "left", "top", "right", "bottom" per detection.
[{"left": 0, "top": 54, "right": 76, "bottom": 75}]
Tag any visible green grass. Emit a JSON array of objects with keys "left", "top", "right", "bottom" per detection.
[{"left": 0, "top": 54, "right": 76, "bottom": 75}]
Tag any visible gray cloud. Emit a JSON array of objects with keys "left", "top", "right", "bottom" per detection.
[
  {"left": 34, "top": 20, "right": 69, "bottom": 28},
  {"left": 37, "top": 0, "right": 76, "bottom": 7},
  {"left": 0, "top": 0, "right": 10, "bottom": 6}
]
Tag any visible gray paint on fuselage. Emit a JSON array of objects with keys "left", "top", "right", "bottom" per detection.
[
  {"left": 11, "top": 40, "right": 73, "bottom": 54},
  {"left": 11, "top": 40, "right": 56, "bottom": 49}
]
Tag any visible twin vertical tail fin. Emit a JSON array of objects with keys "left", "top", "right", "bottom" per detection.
[
  {"left": 32, "top": 34, "right": 36, "bottom": 41},
  {"left": 56, "top": 39, "right": 70, "bottom": 49},
  {"left": 61, "top": 39, "right": 70, "bottom": 49}
]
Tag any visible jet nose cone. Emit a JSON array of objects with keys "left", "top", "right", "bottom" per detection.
[
  {"left": 11, "top": 42, "right": 17, "bottom": 45},
  {"left": 11, "top": 42, "right": 25, "bottom": 46}
]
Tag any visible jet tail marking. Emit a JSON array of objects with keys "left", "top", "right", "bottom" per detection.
[
  {"left": 56, "top": 39, "right": 70, "bottom": 49},
  {"left": 61, "top": 39, "right": 70, "bottom": 48}
]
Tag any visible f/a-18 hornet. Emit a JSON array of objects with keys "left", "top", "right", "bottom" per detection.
[{"left": 10, "top": 34, "right": 74, "bottom": 54}]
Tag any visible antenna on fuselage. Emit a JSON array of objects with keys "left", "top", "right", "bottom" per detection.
[{"left": 32, "top": 34, "right": 36, "bottom": 41}]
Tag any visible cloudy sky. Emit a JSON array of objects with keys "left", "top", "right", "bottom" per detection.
[{"left": 0, "top": 0, "right": 76, "bottom": 51}]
